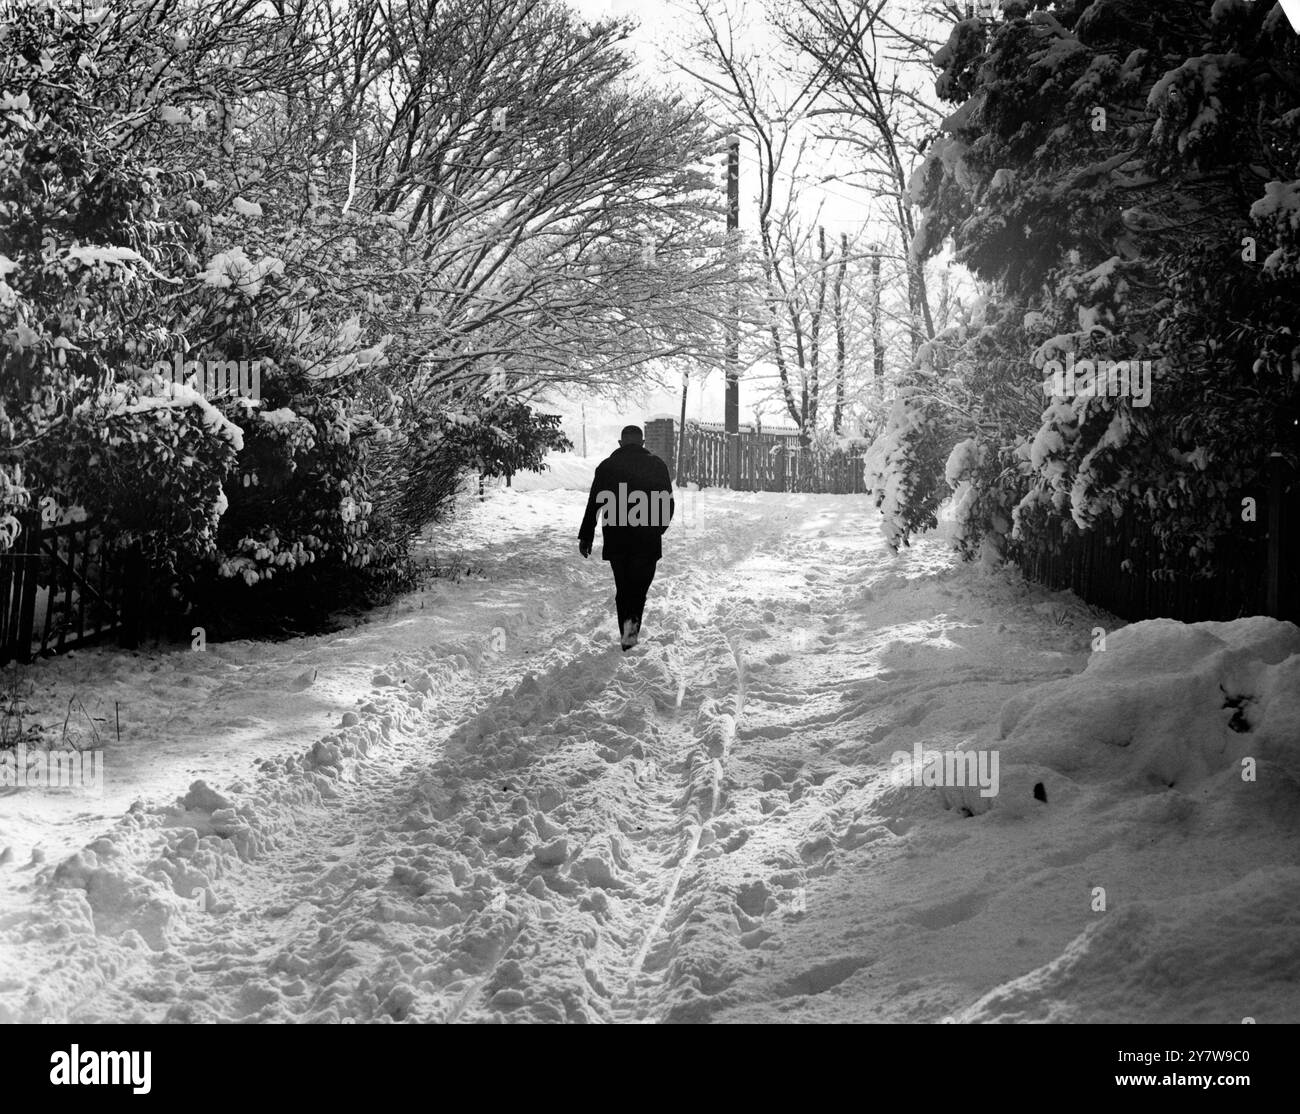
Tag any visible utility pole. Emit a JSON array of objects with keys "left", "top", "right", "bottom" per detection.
[
  {"left": 676, "top": 367, "right": 689, "bottom": 484},
  {"left": 725, "top": 134, "right": 740, "bottom": 490}
]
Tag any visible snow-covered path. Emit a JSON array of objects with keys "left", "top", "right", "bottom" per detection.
[{"left": 2, "top": 482, "right": 1298, "bottom": 1023}]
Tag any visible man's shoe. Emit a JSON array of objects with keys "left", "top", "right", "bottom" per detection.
[{"left": 621, "top": 619, "right": 640, "bottom": 650}]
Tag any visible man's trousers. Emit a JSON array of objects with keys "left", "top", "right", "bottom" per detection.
[{"left": 608, "top": 555, "right": 658, "bottom": 636}]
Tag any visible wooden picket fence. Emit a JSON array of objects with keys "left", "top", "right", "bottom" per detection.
[{"left": 645, "top": 418, "right": 866, "bottom": 494}]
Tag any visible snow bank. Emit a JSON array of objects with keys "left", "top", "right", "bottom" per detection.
[
  {"left": 931, "top": 615, "right": 1300, "bottom": 1022},
  {"left": 947, "top": 616, "right": 1300, "bottom": 819}
]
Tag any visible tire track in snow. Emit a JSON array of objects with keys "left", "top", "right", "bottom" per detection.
[{"left": 618, "top": 626, "right": 746, "bottom": 1009}]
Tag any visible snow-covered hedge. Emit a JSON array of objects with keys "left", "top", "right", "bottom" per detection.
[{"left": 897, "top": 0, "right": 1300, "bottom": 593}]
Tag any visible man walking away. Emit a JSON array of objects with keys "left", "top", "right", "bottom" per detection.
[{"left": 578, "top": 425, "right": 674, "bottom": 650}]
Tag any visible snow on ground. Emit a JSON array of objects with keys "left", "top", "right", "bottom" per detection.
[
  {"left": 0, "top": 478, "right": 1297, "bottom": 1023},
  {"left": 507, "top": 450, "right": 595, "bottom": 492}
]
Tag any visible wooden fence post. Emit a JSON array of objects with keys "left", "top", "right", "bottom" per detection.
[
  {"left": 0, "top": 514, "right": 39, "bottom": 665},
  {"left": 15, "top": 512, "right": 40, "bottom": 663},
  {"left": 0, "top": 531, "right": 12, "bottom": 663}
]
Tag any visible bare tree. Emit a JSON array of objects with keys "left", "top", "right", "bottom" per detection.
[
  {"left": 676, "top": 0, "right": 862, "bottom": 438},
  {"left": 777, "top": 0, "right": 941, "bottom": 354},
  {"left": 256, "top": 0, "right": 741, "bottom": 403},
  {"left": 831, "top": 230, "right": 849, "bottom": 433},
  {"left": 868, "top": 240, "right": 886, "bottom": 398}
]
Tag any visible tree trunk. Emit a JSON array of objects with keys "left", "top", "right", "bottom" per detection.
[
  {"left": 870, "top": 244, "right": 885, "bottom": 399},
  {"left": 832, "top": 232, "right": 849, "bottom": 434},
  {"left": 808, "top": 225, "right": 829, "bottom": 431}
]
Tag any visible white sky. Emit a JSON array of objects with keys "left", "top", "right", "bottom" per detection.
[{"left": 568, "top": 0, "right": 880, "bottom": 237}]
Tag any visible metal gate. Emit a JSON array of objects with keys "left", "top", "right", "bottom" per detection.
[{"left": 0, "top": 513, "right": 130, "bottom": 665}]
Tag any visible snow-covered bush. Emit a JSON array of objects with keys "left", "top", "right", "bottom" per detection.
[
  {"left": 30, "top": 379, "right": 242, "bottom": 578},
  {"left": 0, "top": 0, "right": 412, "bottom": 628},
  {"left": 393, "top": 400, "right": 572, "bottom": 534},
  {"left": 868, "top": 387, "right": 950, "bottom": 550},
  {"left": 907, "top": 0, "right": 1300, "bottom": 595}
]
